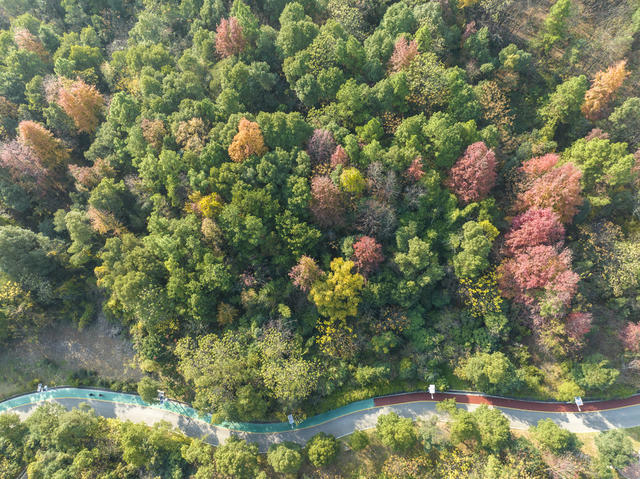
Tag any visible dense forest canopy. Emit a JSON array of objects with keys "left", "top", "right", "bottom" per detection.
[{"left": 1, "top": 0, "right": 640, "bottom": 433}]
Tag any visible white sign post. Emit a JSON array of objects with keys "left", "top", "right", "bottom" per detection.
[
  {"left": 574, "top": 396, "right": 583, "bottom": 412},
  {"left": 287, "top": 414, "right": 295, "bottom": 429},
  {"left": 428, "top": 384, "right": 436, "bottom": 400}
]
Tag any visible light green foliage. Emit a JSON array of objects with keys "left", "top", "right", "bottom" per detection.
[
  {"left": 498, "top": 44, "right": 532, "bottom": 72},
  {"left": 393, "top": 233, "right": 444, "bottom": 307},
  {"left": 455, "top": 351, "right": 516, "bottom": 395},
  {"left": 309, "top": 258, "right": 364, "bottom": 323},
  {"left": 452, "top": 220, "right": 499, "bottom": 279},
  {"left": 277, "top": 2, "right": 319, "bottom": 58},
  {"left": 563, "top": 138, "right": 635, "bottom": 209},
  {"left": 473, "top": 405, "right": 511, "bottom": 452},
  {"left": 306, "top": 432, "right": 339, "bottom": 467},
  {"left": 214, "top": 436, "right": 260, "bottom": 479},
  {"left": 340, "top": 167, "right": 366, "bottom": 194},
  {"left": 595, "top": 430, "right": 634, "bottom": 470},
  {"left": 530, "top": 418, "right": 579, "bottom": 453},
  {"left": 376, "top": 412, "right": 417, "bottom": 452},
  {"left": 538, "top": 75, "right": 588, "bottom": 139},
  {"left": 267, "top": 442, "right": 303, "bottom": 475},
  {"left": 537, "top": 0, "right": 573, "bottom": 52},
  {"left": 418, "top": 416, "right": 444, "bottom": 452}
]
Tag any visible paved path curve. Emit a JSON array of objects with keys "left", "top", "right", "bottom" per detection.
[{"left": 3, "top": 388, "right": 640, "bottom": 452}]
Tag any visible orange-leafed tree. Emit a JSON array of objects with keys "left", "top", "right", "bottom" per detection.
[
  {"left": 141, "top": 118, "right": 166, "bottom": 150},
  {"left": 57, "top": 79, "right": 105, "bottom": 133},
  {"left": 228, "top": 117, "right": 267, "bottom": 162},
  {"left": 581, "top": 60, "right": 629, "bottom": 121},
  {"left": 18, "top": 121, "right": 69, "bottom": 169},
  {"left": 215, "top": 17, "right": 246, "bottom": 58}
]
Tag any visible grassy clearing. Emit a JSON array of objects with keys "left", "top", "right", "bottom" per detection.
[{"left": 0, "top": 316, "right": 140, "bottom": 400}]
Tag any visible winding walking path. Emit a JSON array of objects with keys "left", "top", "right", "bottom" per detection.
[{"left": 3, "top": 388, "right": 640, "bottom": 451}]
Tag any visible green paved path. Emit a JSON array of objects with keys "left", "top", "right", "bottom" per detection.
[{"left": 3, "top": 387, "right": 640, "bottom": 451}]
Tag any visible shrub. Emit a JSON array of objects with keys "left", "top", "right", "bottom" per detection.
[{"left": 348, "top": 430, "right": 369, "bottom": 451}]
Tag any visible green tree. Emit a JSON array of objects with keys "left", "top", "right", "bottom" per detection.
[
  {"left": 376, "top": 412, "right": 417, "bottom": 452},
  {"left": 348, "top": 430, "right": 369, "bottom": 451},
  {"left": 455, "top": 351, "right": 516, "bottom": 394},
  {"left": 563, "top": 138, "right": 635, "bottom": 210},
  {"left": 214, "top": 436, "right": 260, "bottom": 479},
  {"left": 595, "top": 429, "right": 634, "bottom": 470},
  {"left": 573, "top": 354, "right": 620, "bottom": 394},
  {"left": 306, "top": 432, "right": 339, "bottom": 467},
  {"left": 538, "top": 75, "right": 588, "bottom": 139},
  {"left": 537, "top": 0, "right": 573, "bottom": 52},
  {"left": 175, "top": 331, "right": 267, "bottom": 421},
  {"left": 452, "top": 220, "right": 499, "bottom": 279},
  {"left": 473, "top": 405, "right": 511, "bottom": 452},
  {"left": 137, "top": 376, "right": 161, "bottom": 404},
  {"left": 607, "top": 97, "right": 640, "bottom": 148},
  {"left": 309, "top": 258, "right": 364, "bottom": 323},
  {"left": 393, "top": 234, "right": 444, "bottom": 307},
  {"left": 267, "top": 442, "right": 303, "bottom": 475},
  {"left": 0, "top": 225, "right": 62, "bottom": 303},
  {"left": 276, "top": 2, "right": 318, "bottom": 58},
  {"left": 530, "top": 418, "right": 579, "bottom": 453}
]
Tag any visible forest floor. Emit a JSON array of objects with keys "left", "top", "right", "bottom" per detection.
[{"left": 0, "top": 313, "right": 140, "bottom": 399}]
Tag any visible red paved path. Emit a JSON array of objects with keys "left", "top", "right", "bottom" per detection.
[{"left": 374, "top": 392, "right": 640, "bottom": 413}]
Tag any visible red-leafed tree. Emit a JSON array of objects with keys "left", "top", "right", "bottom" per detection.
[
  {"left": 289, "top": 256, "right": 323, "bottom": 292},
  {"left": 307, "top": 129, "right": 336, "bottom": 166},
  {"left": 215, "top": 17, "right": 246, "bottom": 58},
  {"left": 68, "top": 158, "right": 115, "bottom": 192},
  {"left": 498, "top": 245, "right": 579, "bottom": 308},
  {"left": 581, "top": 60, "right": 629, "bottom": 121},
  {"left": 446, "top": 141, "right": 497, "bottom": 204},
  {"left": 405, "top": 157, "right": 425, "bottom": 182},
  {"left": 520, "top": 153, "right": 559, "bottom": 179},
  {"left": 18, "top": 121, "right": 69, "bottom": 169},
  {"left": 504, "top": 208, "right": 565, "bottom": 256},
  {"left": 565, "top": 312, "right": 593, "bottom": 344},
  {"left": 0, "top": 140, "right": 48, "bottom": 190},
  {"left": 330, "top": 145, "right": 348, "bottom": 167},
  {"left": 57, "top": 79, "right": 105, "bottom": 133},
  {"left": 389, "top": 37, "right": 419, "bottom": 72},
  {"left": 310, "top": 175, "right": 345, "bottom": 228},
  {"left": 353, "top": 236, "right": 384, "bottom": 275},
  {"left": 517, "top": 163, "right": 583, "bottom": 223},
  {"left": 620, "top": 322, "right": 640, "bottom": 354}
]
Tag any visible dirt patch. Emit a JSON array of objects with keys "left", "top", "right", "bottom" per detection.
[{"left": 0, "top": 313, "right": 141, "bottom": 398}]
